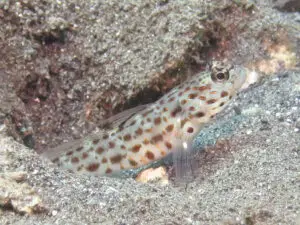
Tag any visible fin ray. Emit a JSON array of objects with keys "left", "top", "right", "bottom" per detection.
[
  {"left": 99, "top": 103, "right": 152, "bottom": 129},
  {"left": 41, "top": 131, "right": 105, "bottom": 161}
]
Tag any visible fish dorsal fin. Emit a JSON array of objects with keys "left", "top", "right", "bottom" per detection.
[
  {"left": 41, "top": 131, "right": 105, "bottom": 161},
  {"left": 99, "top": 103, "right": 152, "bottom": 129}
]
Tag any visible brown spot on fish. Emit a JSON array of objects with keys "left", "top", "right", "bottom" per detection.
[
  {"left": 178, "top": 91, "right": 183, "bottom": 96},
  {"left": 207, "top": 99, "right": 217, "bottom": 104},
  {"left": 199, "top": 86, "right": 208, "bottom": 91},
  {"left": 159, "top": 99, "right": 165, "bottom": 105},
  {"left": 86, "top": 163, "right": 100, "bottom": 172},
  {"left": 71, "top": 157, "right": 79, "bottom": 164},
  {"left": 82, "top": 152, "right": 88, "bottom": 159},
  {"left": 123, "top": 134, "right": 132, "bottom": 141},
  {"left": 163, "top": 107, "right": 168, "bottom": 112},
  {"left": 192, "top": 86, "right": 199, "bottom": 91},
  {"left": 219, "top": 102, "right": 225, "bottom": 107},
  {"left": 165, "top": 141, "right": 172, "bottom": 149},
  {"left": 154, "top": 117, "right": 161, "bottom": 125},
  {"left": 168, "top": 96, "right": 175, "bottom": 102},
  {"left": 166, "top": 124, "right": 174, "bottom": 132},
  {"left": 129, "top": 120, "right": 136, "bottom": 126},
  {"left": 129, "top": 158, "right": 138, "bottom": 167},
  {"left": 102, "top": 157, "right": 108, "bottom": 163},
  {"left": 96, "top": 147, "right": 105, "bottom": 155},
  {"left": 151, "top": 134, "right": 163, "bottom": 144},
  {"left": 110, "top": 154, "right": 123, "bottom": 164},
  {"left": 92, "top": 139, "right": 100, "bottom": 144},
  {"left": 189, "top": 106, "right": 195, "bottom": 111},
  {"left": 163, "top": 116, "right": 168, "bottom": 122},
  {"left": 184, "top": 87, "right": 191, "bottom": 92},
  {"left": 210, "top": 91, "right": 217, "bottom": 95},
  {"left": 77, "top": 165, "right": 83, "bottom": 172},
  {"left": 147, "top": 118, "right": 151, "bottom": 122},
  {"left": 121, "top": 145, "right": 126, "bottom": 150},
  {"left": 195, "top": 111, "right": 205, "bottom": 117},
  {"left": 171, "top": 106, "right": 182, "bottom": 117},
  {"left": 145, "top": 151, "right": 155, "bottom": 160},
  {"left": 187, "top": 127, "right": 194, "bottom": 133},
  {"left": 181, "top": 99, "right": 187, "bottom": 105},
  {"left": 199, "top": 96, "right": 206, "bottom": 100},
  {"left": 76, "top": 147, "right": 83, "bottom": 152},
  {"left": 131, "top": 144, "right": 141, "bottom": 153},
  {"left": 102, "top": 134, "right": 109, "bottom": 140},
  {"left": 66, "top": 151, "right": 73, "bottom": 156},
  {"left": 143, "top": 138, "right": 150, "bottom": 145},
  {"left": 145, "top": 128, "right": 152, "bottom": 133},
  {"left": 108, "top": 141, "right": 115, "bottom": 148},
  {"left": 221, "top": 91, "right": 229, "bottom": 98},
  {"left": 188, "top": 93, "right": 198, "bottom": 99},
  {"left": 106, "top": 168, "right": 112, "bottom": 174},
  {"left": 180, "top": 118, "right": 189, "bottom": 128},
  {"left": 135, "top": 128, "right": 143, "bottom": 136}
]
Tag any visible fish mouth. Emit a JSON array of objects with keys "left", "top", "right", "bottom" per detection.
[{"left": 231, "top": 66, "right": 247, "bottom": 90}]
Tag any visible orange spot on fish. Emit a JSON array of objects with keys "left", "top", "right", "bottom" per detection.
[
  {"left": 131, "top": 144, "right": 142, "bottom": 153},
  {"left": 108, "top": 141, "right": 115, "bottom": 148},
  {"left": 82, "top": 152, "right": 88, "bottom": 159},
  {"left": 154, "top": 117, "right": 161, "bottom": 125},
  {"left": 145, "top": 151, "right": 155, "bottom": 160},
  {"left": 165, "top": 124, "right": 174, "bottom": 132},
  {"left": 143, "top": 138, "right": 150, "bottom": 145},
  {"left": 102, "top": 157, "right": 108, "bottom": 163},
  {"left": 86, "top": 163, "right": 100, "bottom": 172},
  {"left": 206, "top": 99, "right": 217, "bottom": 104},
  {"left": 221, "top": 91, "right": 229, "bottom": 97},
  {"left": 123, "top": 134, "right": 132, "bottom": 141},
  {"left": 71, "top": 157, "right": 79, "bottom": 164},
  {"left": 110, "top": 154, "right": 123, "bottom": 164},
  {"left": 105, "top": 168, "right": 112, "bottom": 174},
  {"left": 96, "top": 147, "right": 105, "bottom": 155},
  {"left": 188, "top": 93, "right": 198, "bottom": 99}
]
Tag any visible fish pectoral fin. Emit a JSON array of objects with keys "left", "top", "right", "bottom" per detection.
[{"left": 172, "top": 140, "right": 195, "bottom": 184}]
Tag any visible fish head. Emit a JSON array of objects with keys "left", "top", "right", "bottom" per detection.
[{"left": 195, "top": 61, "right": 247, "bottom": 117}]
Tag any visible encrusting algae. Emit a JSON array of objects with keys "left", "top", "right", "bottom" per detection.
[{"left": 43, "top": 61, "right": 247, "bottom": 177}]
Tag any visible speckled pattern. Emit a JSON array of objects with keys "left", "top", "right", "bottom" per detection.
[{"left": 44, "top": 62, "right": 246, "bottom": 175}]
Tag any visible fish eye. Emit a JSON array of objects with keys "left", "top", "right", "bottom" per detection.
[
  {"left": 216, "top": 72, "right": 225, "bottom": 80},
  {"left": 211, "top": 71, "right": 230, "bottom": 82}
]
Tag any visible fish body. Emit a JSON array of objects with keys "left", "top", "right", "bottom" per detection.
[{"left": 44, "top": 62, "right": 246, "bottom": 176}]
